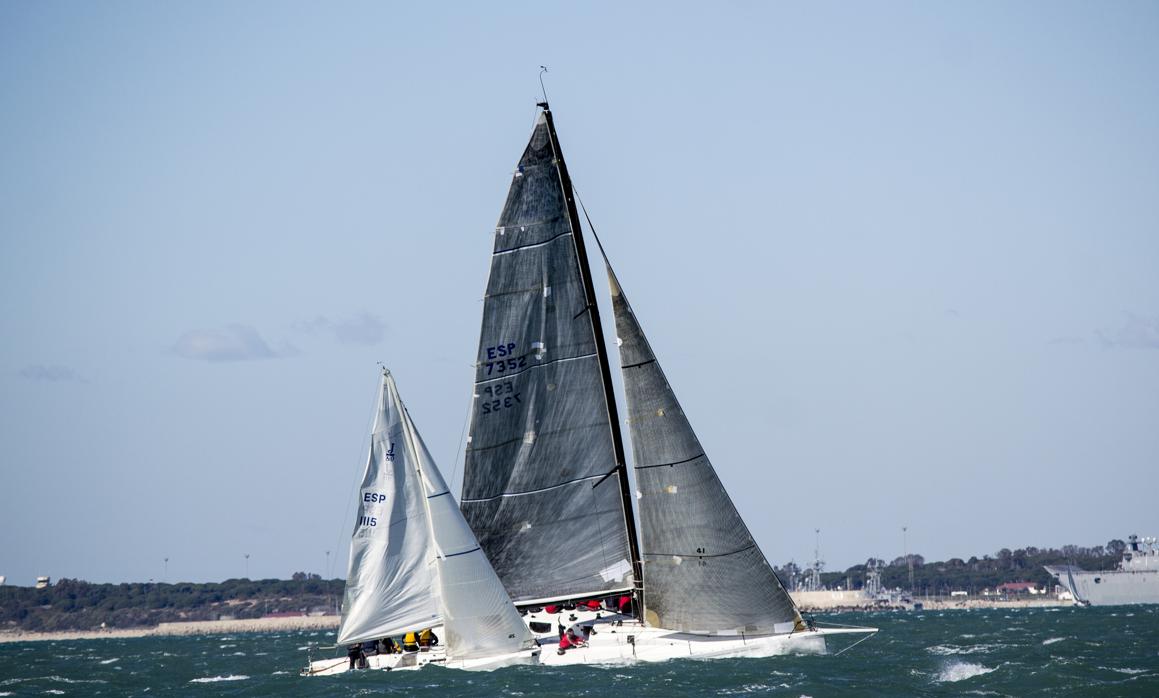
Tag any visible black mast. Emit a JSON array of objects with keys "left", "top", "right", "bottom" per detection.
[{"left": 538, "top": 102, "right": 645, "bottom": 611}]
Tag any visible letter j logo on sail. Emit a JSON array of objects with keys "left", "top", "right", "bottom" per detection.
[{"left": 384, "top": 442, "right": 395, "bottom": 461}]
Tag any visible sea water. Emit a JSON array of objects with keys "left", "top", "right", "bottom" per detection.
[{"left": 1, "top": 606, "right": 1156, "bottom": 696}]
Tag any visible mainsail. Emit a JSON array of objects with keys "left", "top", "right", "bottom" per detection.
[
  {"left": 460, "top": 110, "right": 635, "bottom": 604},
  {"left": 607, "top": 267, "right": 802, "bottom": 634},
  {"left": 339, "top": 371, "right": 532, "bottom": 658}
]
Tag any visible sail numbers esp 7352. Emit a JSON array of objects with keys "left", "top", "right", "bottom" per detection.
[
  {"left": 482, "top": 342, "right": 527, "bottom": 376},
  {"left": 479, "top": 380, "right": 522, "bottom": 415}
]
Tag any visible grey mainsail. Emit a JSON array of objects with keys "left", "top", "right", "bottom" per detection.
[
  {"left": 608, "top": 267, "right": 802, "bottom": 634},
  {"left": 459, "top": 112, "right": 634, "bottom": 604}
]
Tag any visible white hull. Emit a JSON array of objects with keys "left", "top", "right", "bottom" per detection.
[
  {"left": 302, "top": 641, "right": 540, "bottom": 676},
  {"left": 525, "top": 608, "right": 872, "bottom": 666}
]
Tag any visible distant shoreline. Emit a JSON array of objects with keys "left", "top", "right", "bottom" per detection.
[
  {"left": 0, "top": 595, "right": 1072, "bottom": 644},
  {"left": 791, "top": 590, "right": 1068, "bottom": 613},
  {"left": 0, "top": 614, "right": 340, "bottom": 644}
]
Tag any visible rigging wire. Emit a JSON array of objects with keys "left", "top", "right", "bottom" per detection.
[
  {"left": 572, "top": 184, "right": 650, "bottom": 607},
  {"left": 573, "top": 187, "right": 614, "bottom": 269},
  {"left": 445, "top": 361, "right": 476, "bottom": 500}
]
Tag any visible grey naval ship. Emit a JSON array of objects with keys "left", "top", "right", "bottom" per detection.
[{"left": 1046, "top": 534, "right": 1159, "bottom": 606}]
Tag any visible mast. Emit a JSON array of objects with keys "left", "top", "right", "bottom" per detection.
[{"left": 537, "top": 101, "right": 644, "bottom": 607}]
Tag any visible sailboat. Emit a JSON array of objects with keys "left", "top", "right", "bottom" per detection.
[
  {"left": 459, "top": 102, "right": 876, "bottom": 664},
  {"left": 303, "top": 369, "right": 539, "bottom": 675}
]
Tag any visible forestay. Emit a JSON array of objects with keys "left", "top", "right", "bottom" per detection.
[
  {"left": 608, "top": 267, "right": 802, "bottom": 635},
  {"left": 460, "top": 113, "right": 634, "bottom": 604}
]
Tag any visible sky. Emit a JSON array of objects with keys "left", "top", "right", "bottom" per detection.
[{"left": 1, "top": 1, "right": 1156, "bottom": 586}]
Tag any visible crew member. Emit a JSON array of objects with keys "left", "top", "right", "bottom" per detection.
[
  {"left": 402, "top": 631, "right": 419, "bottom": 652},
  {"left": 557, "top": 627, "right": 585, "bottom": 655},
  {"left": 347, "top": 643, "right": 365, "bottom": 670}
]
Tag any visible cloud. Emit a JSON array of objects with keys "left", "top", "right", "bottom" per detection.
[
  {"left": 171, "top": 324, "right": 293, "bottom": 362},
  {"left": 295, "top": 313, "right": 387, "bottom": 346},
  {"left": 1048, "top": 336, "right": 1086, "bottom": 346},
  {"left": 19, "top": 364, "right": 87, "bottom": 383},
  {"left": 1095, "top": 314, "right": 1159, "bottom": 350}
]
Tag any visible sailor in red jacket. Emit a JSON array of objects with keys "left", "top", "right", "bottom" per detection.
[{"left": 557, "top": 625, "right": 586, "bottom": 654}]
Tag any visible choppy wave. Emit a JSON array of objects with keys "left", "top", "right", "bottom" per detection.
[
  {"left": 189, "top": 674, "right": 249, "bottom": 683},
  {"left": 1102, "top": 666, "right": 1149, "bottom": 675},
  {"left": 935, "top": 660, "right": 997, "bottom": 683},
  {"left": 2, "top": 607, "right": 1157, "bottom": 695},
  {"left": 926, "top": 643, "right": 1006, "bottom": 656}
]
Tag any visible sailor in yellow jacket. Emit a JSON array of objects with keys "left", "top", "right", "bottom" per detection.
[{"left": 402, "top": 631, "right": 419, "bottom": 652}]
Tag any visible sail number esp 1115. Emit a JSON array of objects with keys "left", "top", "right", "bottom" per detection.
[{"left": 359, "top": 491, "right": 386, "bottom": 527}]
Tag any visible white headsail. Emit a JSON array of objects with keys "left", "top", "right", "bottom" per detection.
[
  {"left": 336, "top": 372, "right": 440, "bottom": 645},
  {"left": 405, "top": 404, "right": 535, "bottom": 658},
  {"left": 338, "top": 370, "right": 532, "bottom": 658}
]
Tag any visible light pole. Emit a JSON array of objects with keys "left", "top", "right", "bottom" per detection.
[
  {"left": 164, "top": 557, "right": 169, "bottom": 583},
  {"left": 903, "top": 526, "right": 914, "bottom": 591},
  {"left": 244, "top": 553, "right": 250, "bottom": 579},
  {"left": 325, "top": 550, "right": 330, "bottom": 579}
]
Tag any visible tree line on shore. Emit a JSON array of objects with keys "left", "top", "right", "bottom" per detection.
[
  {"left": 1, "top": 540, "right": 1127, "bottom": 632},
  {"left": 0, "top": 575, "right": 343, "bottom": 633},
  {"left": 776, "top": 540, "right": 1125, "bottom": 595}
]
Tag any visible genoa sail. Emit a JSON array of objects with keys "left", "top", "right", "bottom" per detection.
[
  {"left": 337, "top": 373, "right": 441, "bottom": 645},
  {"left": 403, "top": 398, "right": 535, "bottom": 658},
  {"left": 607, "top": 267, "right": 802, "bottom": 635},
  {"left": 339, "top": 370, "right": 533, "bottom": 657},
  {"left": 459, "top": 112, "right": 634, "bottom": 604}
]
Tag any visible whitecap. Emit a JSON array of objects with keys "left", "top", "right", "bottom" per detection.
[
  {"left": 99, "top": 657, "right": 120, "bottom": 664},
  {"left": 1042, "top": 637, "right": 1066, "bottom": 646},
  {"left": 189, "top": 675, "right": 249, "bottom": 683},
  {"left": 44, "top": 691, "right": 66, "bottom": 696},
  {"left": 934, "top": 661, "right": 997, "bottom": 683},
  {"left": 35, "top": 677, "right": 108, "bottom": 685},
  {"left": 927, "top": 644, "right": 1002, "bottom": 656},
  {"left": 1104, "top": 667, "right": 1148, "bottom": 675},
  {"left": 232, "top": 652, "right": 246, "bottom": 656},
  {"left": 720, "top": 684, "right": 772, "bottom": 694}
]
